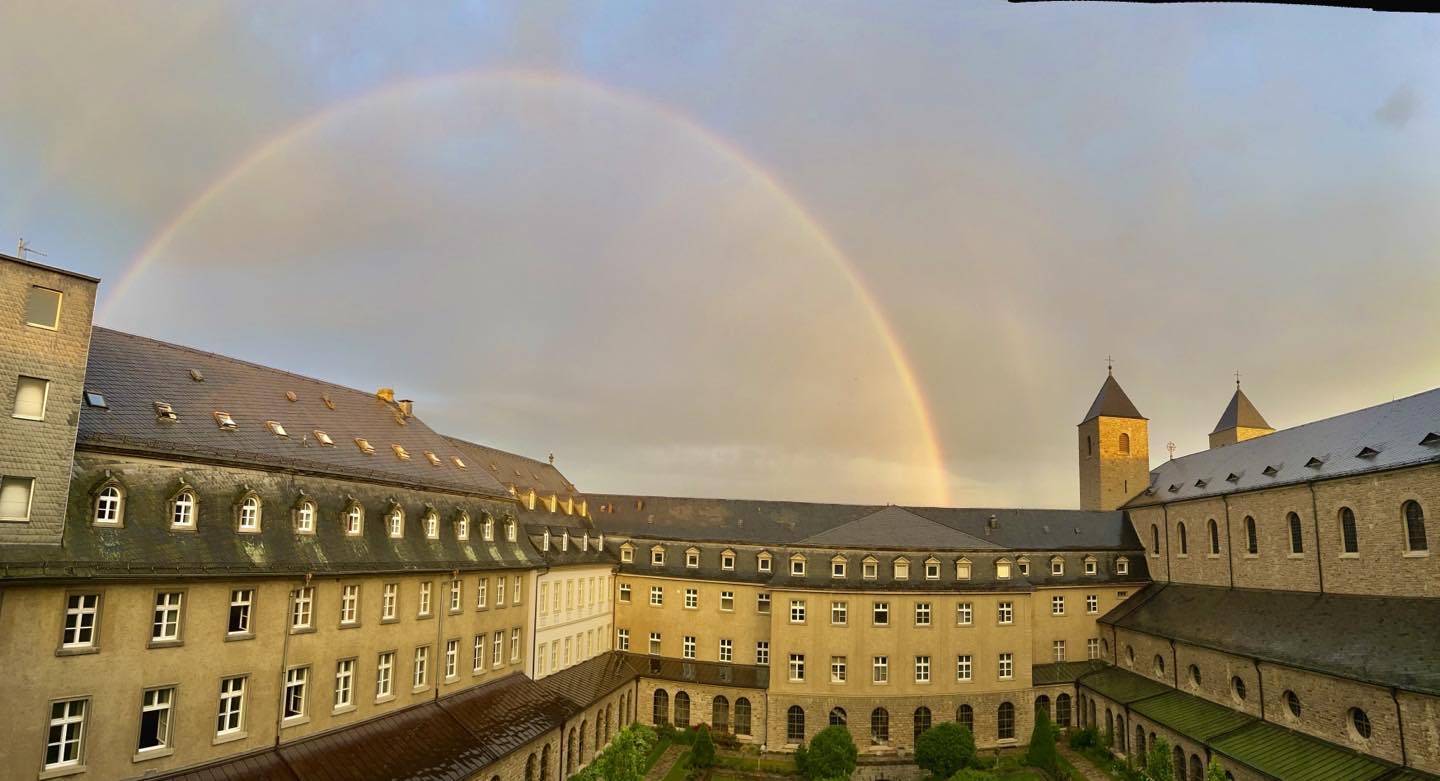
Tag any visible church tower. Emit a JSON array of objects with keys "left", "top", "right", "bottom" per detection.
[
  {"left": 1208, "top": 380, "right": 1274, "bottom": 448},
  {"left": 1078, "top": 369, "right": 1149, "bottom": 510}
]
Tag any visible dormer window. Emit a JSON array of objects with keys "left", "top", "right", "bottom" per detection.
[
  {"left": 581, "top": 533, "right": 589, "bottom": 551},
  {"left": 924, "top": 558, "right": 941, "bottom": 580},
  {"left": 392, "top": 444, "right": 410, "bottom": 460},
  {"left": 862, "top": 557, "right": 878, "bottom": 579},
  {"left": 1116, "top": 557, "right": 1130, "bottom": 575},
  {"left": 154, "top": 402, "right": 177, "bottom": 421},
  {"left": 562, "top": 531, "right": 570, "bottom": 551},
  {"left": 996, "top": 559, "right": 1012, "bottom": 580},
  {"left": 1194, "top": 479, "right": 1208, "bottom": 489},
  {"left": 1305, "top": 457, "right": 1324, "bottom": 468},
  {"left": 295, "top": 500, "right": 316, "bottom": 534},
  {"left": 955, "top": 558, "right": 971, "bottom": 581},
  {"left": 831, "top": 557, "right": 847, "bottom": 578},
  {"left": 213, "top": 411, "right": 237, "bottom": 431},
  {"left": 893, "top": 558, "right": 910, "bottom": 580},
  {"left": 1016, "top": 557, "right": 1030, "bottom": 577},
  {"left": 504, "top": 519, "right": 516, "bottom": 542},
  {"left": 1357, "top": 446, "right": 1380, "bottom": 459},
  {"left": 685, "top": 548, "right": 700, "bottom": 568},
  {"left": 313, "top": 430, "right": 334, "bottom": 446},
  {"left": 451, "top": 457, "right": 467, "bottom": 468},
  {"left": 424, "top": 451, "right": 441, "bottom": 466},
  {"left": 171, "top": 489, "right": 196, "bottom": 529},
  {"left": 651, "top": 546, "right": 666, "bottom": 566},
  {"left": 1226, "top": 473, "right": 1241, "bottom": 483},
  {"left": 721, "top": 550, "right": 735, "bottom": 570},
  {"left": 94, "top": 484, "right": 124, "bottom": 526},
  {"left": 757, "top": 552, "right": 772, "bottom": 573},
  {"left": 482, "top": 515, "right": 494, "bottom": 541},
  {"left": 1422, "top": 433, "right": 1440, "bottom": 447},
  {"left": 456, "top": 512, "right": 469, "bottom": 540},
  {"left": 265, "top": 420, "right": 287, "bottom": 437},
  {"left": 423, "top": 511, "right": 438, "bottom": 539},
  {"left": 543, "top": 529, "right": 552, "bottom": 551},
  {"left": 344, "top": 503, "right": 363, "bottom": 536},
  {"left": 790, "top": 555, "right": 806, "bottom": 576},
  {"left": 1050, "top": 558, "right": 1064, "bottom": 576},
  {"left": 621, "top": 544, "right": 634, "bottom": 563},
  {"left": 238, "top": 495, "right": 261, "bottom": 532},
  {"left": 1084, "top": 557, "right": 1098, "bottom": 575},
  {"left": 355, "top": 438, "right": 375, "bottom": 455},
  {"left": 387, "top": 507, "right": 404, "bottom": 539},
  {"left": 1168, "top": 484, "right": 1180, "bottom": 493}
]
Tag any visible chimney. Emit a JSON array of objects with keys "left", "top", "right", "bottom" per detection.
[
  {"left": 397, "top": 399, "right": 413, "bottom": 418},
  {"left": 987, "top": 514, "right": 999, "bottom": 531}
]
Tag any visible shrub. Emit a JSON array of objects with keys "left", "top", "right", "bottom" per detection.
[
  {"left": 1068, "top": 726, "right": 1100, "bottom": 750},
  {"left": 571, "top": 723, "right": 656, "bottom": 781},
  {"left": 916, "top": 722, "right": 978, "bottom": 779},
  {"left": 1206, "top": 756, "right": 1228, "bottom": 781},
  {"left": 1144, "top": 735, "right": 1175, "bottom": 781},
  {"left": 1026, "top": 708, "right": 1059, "bottom": 778},
  {"left": 796, "top": 725, "right": 858, "bottom": 780},
  {"left": 691, "top": 725, "right": 716, "bottom": 769}
]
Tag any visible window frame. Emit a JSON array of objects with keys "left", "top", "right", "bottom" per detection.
[{"left": 13, "top": 375, "right": 51, "bottom": 421}]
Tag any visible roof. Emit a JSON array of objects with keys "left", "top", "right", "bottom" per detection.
[
  {"left": 623, "top": 653, "right": 770, "bottom": 690},
  {"left": 1210, "top": 719, "right": 1394, "bottom": 781},
  {"left": 1077, "top": 666, "right": 1172, "bottom": 704},
  {"left": 1099, "top": 583, "right": 1440, "bottom": 695},
  {"left": 539, "top": 652, "right": 641, "bottom": 705},
  {"left": 1032, "top": 659, "right": 1107, "bottom": 686},
  {"left": 445, "top": 435, "right": 583, "bottom": 500},
  {"left": 0, "top": 250, "right": 102, "bottom": 282},
  {"left": 80, "top": 328, "right": 510, "bottom": 498},
  {"left": 590, "top": 494, "right": 1138, "bottom": 551},
  {"left": 1129, "top": 689, "right": 1254, "bottom": 742},
  {"left": 1130, "top": 386, "right": 1440, "bottom": 506},
  {"left": 1081, "top": 373, "right": 1146, "bottom": 423},
  {"left": 1212, "top": 386, "right": 1273, "bottom": 434}
]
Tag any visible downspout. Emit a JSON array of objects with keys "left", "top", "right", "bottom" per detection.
[
  {"left": 434, "top": 572, "right": 447, "bottom": 703},
  {"left": 1221, "top": 495, "right": 1236, "bottom": 590},
  {"left": 1170, "top": 638, "right": 1179, "bottom": 689},
  {"left": 1308, "top": 481, "right": 1326, "bottom": 593},
  {"left": 531, "top": 563, "right": 548, "bottom": 678},
  {"left": 1392, "top": 688, "right": 1409, "bottom": 768},
  {"left": 1252, "top": 658, "right": 1266, "bottom": 720},
  {"left": 276, "top": 576, "right": 304, "bottom": 746}
]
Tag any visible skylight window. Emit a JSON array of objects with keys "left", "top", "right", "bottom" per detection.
[
  {"left": 189, "top": 369, "right": 204, "bottom": 382},
  {"left": 84, "top": 391, "right": 107, "bottom": 408},
  {"left": 266, "top": 420, "right": 288, "bottom": 437},
  {"left": 321, "top": 394, "right": 335, "bottom": 410},
  {"left": 392, "top": 444, "right": 410, "bottom": 460},
  {"left": 355, "top": 438, "right": 375, "bottom": 455},
  {"left": 154, "top": 401, "right": 177, "bottom": 421},
  {"left": 424, "top": 451, "right": 441, "bottom": 466},
  {"left": 451, "top": 456, "right": 466, "bottom": 468},
  {"left": 285, "top": 391, "right": 298, "bottom": 402},
  {"left": 213, "top": 411, "right": 237, "bottom": 431},
  {"left": 313, "top": 430, "right": 334, "bottom": 446}
]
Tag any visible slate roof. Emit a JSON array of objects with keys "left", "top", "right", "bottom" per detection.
[
  {"left": 445, "top": 435, "right": 583, "bottom": 500},
  {"left": 1212, "top": 386, "right": 1272, "bottom": 433},
  {"left": 1081, "top": 373, "right": 1146, "bottom": 423},
  {"left": 1130, "top": 386, "right": 1440, "bottom": 507},
  {"left": 1099, "top": 583, "right": 1440, "bottom": 695},
  {"left": 81, "top": 328, "right": 508, "bottom": 497},
  {"left": 591, "top": 494, "right": 1139, "bottom": 552}
]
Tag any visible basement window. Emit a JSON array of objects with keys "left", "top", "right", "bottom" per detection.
[
  {"left": 355, "top": 438, "right": 375, "bottom": 455},
  {"left": 213, "top": 411, "right": 237, "bottom": 431},
  {"left": 313, "top": 430, "right": 334, "bottom": 446},
  {"left": 266, "top": 420, "right": 288, "bottom": 437},
  {"left": 154, "top": 401, "right": 177, "bottom": 421}
]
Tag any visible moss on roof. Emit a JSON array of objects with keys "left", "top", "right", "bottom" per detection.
[
  {"left": 1129, "top": 690, "right": 1254, "bottom": 742},
  {"left": 1078, "top": 666, "right": 1172, "bottom": 704},
  {"left": 1211, "top": 720, "right": 1393, "bottom": 781},
  {"left": 1032, "top": 659, "right": 1107, "bottom": 686}
]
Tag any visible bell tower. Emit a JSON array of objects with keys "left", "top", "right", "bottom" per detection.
[
  {"left": 1078, "top": 365, "right": 1149, "bottom": 510},
  {"left": 1209, "top": 377, "right": 1273, "bottom": 448}
]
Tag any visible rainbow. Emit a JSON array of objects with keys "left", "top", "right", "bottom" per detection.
[{"left": 101, "top": 68, "right": 952, "bottom": 505}]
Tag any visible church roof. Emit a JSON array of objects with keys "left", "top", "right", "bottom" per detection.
[
  {"left": 795, "top": 505, "right": 1000, "bottom": 548},
  {"left": 1211, "top": 386, "right": 1272, "bottom": 433},
  {"left": 1080, "top": 373, "right": 1146, "bottom": 423}
]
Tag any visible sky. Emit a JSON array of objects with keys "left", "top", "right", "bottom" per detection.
[{"left": 2, "top": 2, "right": 1438, "bottom": 509}]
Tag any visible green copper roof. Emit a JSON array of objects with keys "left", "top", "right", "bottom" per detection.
[
  {"left": 1211, "top": 720, "right": 1393, "bottom": 781},
  {"left": 1078, "top": 666, "right": 1171, "bottom": 704},
  {"left": 1033, "top": 659, "right": 1107, "bottom": 686},
  {"left": 1129, "top": 690, "right": 1254, "bottom": 742}
]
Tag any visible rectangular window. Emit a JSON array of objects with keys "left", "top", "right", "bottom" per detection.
[
  {"left": 957, "top": 602, "right": 973, "bottom": 626},
  {"left": 872, "top": 656, "right": 888, "bottom": 684},
  {"left": 998, "top": 653, "right": 1013, "bottom": 680},
  {"left": 376, "top": 652, "right": 394, "bottom": 699},
  {"left": 473, "top": 635, "right": 485, "bottom": 672},
  {"left": 956, "top": 654, "right": 972, "bottom": 681},
  {"left": 1118, "top": 559, "right": 1130, "bottom": 575},
  {"left": 956, "top": 560, "right": 972, "bottom": 580},
  {"left": 334, "top": 659, "right": 355, "bottom": 709},
  {"left": 686, "top": 550, "right": 699, "bottom": 567},
  {"left": 894, "top": 560, "right": 910, "bottom": 580},
  {"left": 511, "top": 628, "right": 520, "bottom": 661},
  {"left": 62, "top": 593, "right": 100, "bottom": 648},
  {"left": 418, "top": 582, "right": 432, "bottom": 616},
  {"left": 684, "top": 588, "right": 698, "bottom": 609},
  {"left": 997, "top": 601, "right": 1013, "bottom": 625},
  {"left": 757, "top": 593, "right": 771, "bottom": 613},
  {"left": 649, "top": 632, "right": 662, "bottom": 655},
  {"left": 758, "top": 555, "right": 772, "bottom": 573},
  {"left": 291, "top": 587, "right": 313, "bottom": 630},
  {"left": 216, "top": 677, "right": 245, "bottom": 735},
  {"left": 45, "top": 699, "right": 86, "bottom": 769},
  {"left": 383, "top": 583, "right": 398, "bottom": 620},
  {"left": 13, "top": 376, "right": 48, "bottom": 420},
  {"left": 283, "top": 667, "right": 308, "bottom": 720},
  {"left": 492, "top": 631, "right": 503, "bottom": 666},
  {"left": 152, "top": 591, "right": 183, "bottom": 643},
  {"left": 1088, "top": 638, "right": 1100, "bottom": 660},
  {"left": 617, "top": 629, "right": 630, "bottom": 651},
  {"left": 831, "top": 601, "right": 848, "bottom": 625},
  {"left": 340, "top": 585, "right": 359, "bottom": 625},
  {"left": 722, "top": 552, "right": 735, "bottom": 570},
  {"left": 720, "top": 591, "right": 734, "bottom": 611},
  {"left": 450, "top": 579, "right": 462, "bottom": 613},
  {"left": 915, "top": 655, "right": 931, "bottom": 683},
  {"left": 788, "top": 653, "right": 805, "bottom": 682},
  {"left": 1053, "top": 640, "right": 1066, "bottom": 662},
  {"left": 832, "top": 559, "right": 846, "bottom": 578},
  {"left": 1086, "top": 594, "right": 1098, "bottom": 614},
  {"left": 1085, "top": 560, "right": 1098, "bottom": 575},
  {"left": 683, "top": 635, "right": 696, "bottom": 659},
  {"left": 25, "top": 286, "right": 63, "bottom": 329},
  {"left": 872, "top": 601, "right": 889, "bottom": 626},
  {"left": 137, "top": 687, "right": 174, "bottom": 752},
  {"left": 0, "top": 475, "right": 34, "bottom": 521},
  {"left": 444, "top": 639, "right": 458, "bottom": 679},
  {"left": 496, "top": 577, "right": 505, "bottom": 606},
  {"left": 228, "top": 589, "right": 253, "bottom": 636},
  {"left": 719, "top": 638, "right": 733, "bottom": 662},
  {"left": 791, "top": 558, "right": 806, "bottom": 576},
  {"left": 915, "top": 602, "right": 931, "bottom": 626},
  {"left": 652, "top": 548, "right": 665, "bottom": 565},
  {"left": 1052, "top": 560, "right": 1065, "bottom": 576},
  {"left": 790, "top": 599, "right": 806, "bottom": 623},
  {"left": 413, "top": 647, "right": 429, "bottom": 688},
  {"left": 1052, "top": 595, "right": 1065, "bottom": 616},
  {"left": 650, "top": 586, "right": 664, "bottom": 606},
  {"left": 756, "top": 641, "right": 769, "bottom": 666},
  {"left": 863, "top": 560, "right": 878, "bottom": 579},
  {"left": 619, "top": 583, "right": 631, "bottom": 602},
  {"left": 831, "top": 656, "right": 847, "bottom": 683},
  {"left": 926, "top": 561, "right": 941, "bottom": 579},
  {"left": 476, "top": 578, "right": 487, "bottom": 608},
  {"left": 513, "top": 576, "right": 522, "bottom": 605}
]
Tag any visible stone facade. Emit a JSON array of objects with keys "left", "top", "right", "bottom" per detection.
[{"left": 1079, "top": 414, "right": 1149, "bottom": 512}]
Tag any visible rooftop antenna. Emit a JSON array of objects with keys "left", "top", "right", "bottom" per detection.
[
  {"left": 16, "top": 238, "right": 46, "bottom": 259},
  {"left": 1166, "top": 441, "right": 1176, "bottom": 460}
]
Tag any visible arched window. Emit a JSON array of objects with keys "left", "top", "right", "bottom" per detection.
[
  {"left": 787, "top": 705, "right": 806, "bottom": 743},
  {"left": 506, "top": 518, "right": 517, "bottom": 542},
  {"left": 388, "top": 507, "right": 405, "bottom": 538},
  {"left": 1118, "top": 432, "right": 1131, "bottom": 454},
  {"left": 1208, "top": 519, "right": 1221, "bottom": 555},
  {"left": 172, "top": 490, "right": 197, "bottom": 528},
  {"left": 1403, "top": 501, "right": 1428, "bottom": 552},
  {"left": 735, "top": 698, "right": 752, "bottom": 736},
  {"left": 344, "top": 502, "right": 363, "bottom": 535},
  {"left": 1189, "top": 754, "right": 1204, "bottom": 781},
  {"left": 296, "top": 500, "right": 316, "bottom": 533},
  {"left": 1173, "top": 747, "right": 1185, "bottom": 781},
  {"left": 1151, "top": 525, "right": 1160, "bottom": 555},
  {"left": 541, "top": 744, "right": 551, "bottom": 781},
  {"left": 1105, "top": 708, "right": 1114, "bottom": 742},
  {"left": 239, "top": 495, "right": 261, "bottom": 531},
  {"left": 424, "top": 511, "right": 439, "bottom": 539},
  {"left": 870, "top": 708, "right": 890, "bottom": 744},
  {"left": 94, "top": 484, "right": 123, "bottom": 525},
  {"left": 1089, "top": 699, "right": 1097, "bottom": 727},
  {"left": 674, "top": 692, "right": 690, "bottom": 727},
  {"left": 1350, "top": 707, "right": 1372, "bottom": 739},
  {"left": 1177, "top": 522, "right": 1188, "bottom": 555},
  {"left": 483, "top": 515, "right": 495, "bottom": 541},
  {"left": 525, "top": 753, "right": 537, "bottom": 781},
  {"left": 712, "top": 696, "right": 729, "bottom": 731},
  {"left": 578, "top": 720, "right": 587, "bottom": 763},
  {"left": 913, "top": 706, "right": 931, "bottom": 740},
  {"left": 1245, "top": 516, "right": 1258, "bottom": 555},
  {"left": 566, "top": 728, "right": 576, "bottom": 774},
  {"left": 957, "top": 704, "right": 974, "bottom": 732},
  {"left": 1135, "top": 726, "right": 1147, "bottom": 766},
  {"left": 829, "top": 707, "right": 847, "bottom": 726},
  {"left": 1339, "top": 507, "right": 1358, "bottom": 554},
  {"left": 1034, "top": 695, "right": 1051, "bottom": 721},
  {"left": 1288, "top": 512, "right": 1304, "bottom": 554},
  {"left": 1189, "top": 664, "right": 1202, "bottom": 687},
  {"left": 456, "top": 511, "right": 470, "bottom": 540},
  {"left": 1055, "top": 694, "right": 1071, "bottom": 727},
  {"left": 997, "top": 702, "right": 1015, "bottom": 740},
  {"left": 1116, "top": 714, "right": 1126, "bottom": 752},
  {"left": 652, "top": 689, "right": 669, "bottom": 725}
]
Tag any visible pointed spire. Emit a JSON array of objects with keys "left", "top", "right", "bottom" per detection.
[
  {"left": 1081, "top": 371, "right": 1146, "bottom": 423},
  {"left": 1211, "top": 386, "right": 1272, "bottom": 434}
]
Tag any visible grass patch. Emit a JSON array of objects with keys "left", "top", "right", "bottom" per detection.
[
  {"left": 644, "top": 735, "right": 676, "bottom": 772},
  {"left": 660, "top": 750, "right": 693, "bottom": 781},
  {"left": 714, "top": 754, "right": 798, "bottom": 774}
]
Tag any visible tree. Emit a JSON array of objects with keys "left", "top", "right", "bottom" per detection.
[
  {"left": 691, "top": 725, "right": 716, "bottom": 769},
  {"left": 796, "top": 725, "right": 858, "bottom": 780},
  {"left": 1026, "top": 708, "right": 1059, "bottom": 779},
  {"left": 1145, "top": 735, "right": 1175, "bottom": 781},
  {"left": 916, "top": 722, "right": 978, "bottom": 778},
  {"left": 1205, "top": 756, "right": 1227, "bottom": 781},
  {"left": 569, "top": 723, "right": 655, "bottom": 781}
]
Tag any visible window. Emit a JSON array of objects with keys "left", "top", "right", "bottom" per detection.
[
  {"left": 720, "top": 591, "right": 734, "bottom": 611},
  {"left": 651, "top": 547, "right": 665, "bottom": 566},
  {"left": 757, "top": 552, "right": 772, "bottom": 572},
  {"left": 893, "top": 559, "right": 910, "bottom": 579},
  {"left": 1051, "top": 558, "right": 1064, "bottom": 576},
  {"left": 720, "top": 638, "right": 733, "bottom": 662},
  {"left": 354, "top": 437, "right": 374, "bottom": 454},
  {"left": 25, "top": 284, "right": 64, "bottom": 329},
  {"left": 998, "top": 652, "right": 1013, "bottom": 680},
  {"left": 1018, "top": 559, "right": 1030, "bottom": 576},
  {"left": 757, "top": 593, "right": 771, "bottom": 613},
  {"left": 413, "top": 647, "right": 429, "bottom": 688},
  {"left": 956, "top": 559, "right": 971, "bottom": 580},
  {"left": 787, "top": 706, "right": 806, "bottom": 743},
  {"left": 996, "top": 559, "right": 1012, "bottom": 579},
  {"left": 216, "top": 677, "right": 245, "bottom": 735},
  {"left": 344, "top": 503, "right": 363, "bottom": 535},
  {"left": 283, "top": 667, "right": 308, "bottom": 720},
  {"left": 496, "top": 577, "right": 506, "bottom": 606},
  {"left": 683, "top": 635, "right": 696, "bottom": 659},
  {"left": 830, "top": 707, "right": 847, "bottom": 726},
  {"left": 483, "top": 516, "right": 494, "bottom": 541},
  {"left": 215, "top": 411, "right": 238, "bottom": 431},
  {"left": 862, "top": 558, "right": 878, "bottom": 579},
  {"left": 1085, "top": 558, "right": 1097, "bottom": 575},
  {"left": 14, "top": 376, "right": 49, "bottom": 420},
  {"left": 958, "top": 704, "right": 974, "bottom": 731},
  {"left": 649, "top": 633, "right": 662, "bottom": 655},
  {"left": 505, "top": 519, "right": 517, "bottom": 542},
  {"left": 449, "top": 579, "right": 462, "bottom": 613},
  {"left": 915, "top": 655, "right": 931, "bottom": 683},
  {"left": 997, "top": 601, "right": 1013, "bottom": 625},
  {"left": 237, "top": 496, "right": 261, "bottom": 532},
  {"left": 788, "top": 653, "right": 805, "bottom": 682},
  {"left": 684, "top": 588, "right": 698, "bottom": 609},
  {"left": 476, "top": 579, "right": 487, "bottom": 609},
  {"left": 914, "top": 706, "right": 932, "bottom": 740},
  {"left": 55, "top": 598, "right": 97, "bottom": 652},
  {"left": 756, "top": 641, "right": 769, "bottom": 666},
  {"left": 832, "top": 558, "right": 846, "bottom": 578},
  {"left": 1118, "top": 432, "right": 1131, "bottom": 454},
  {"left": 1404, "top": 501, "right": 1428, "bottom": 552},
  {"left": 1284, "top": 690, "right": 1301, "bottom": 718},
  {"left": 456, "top": 512, "right": 469, "bottom": 540},
  {"left": 340, "top": 585, "right": 359, "bottom": 625},
  {"left": 872, "top": 656, "right": 889, "bottom": 683},
  {"left": 1052, "top": 595, "right": 1065, "bottom": 616},
  {"left": 1177, "top": 522, "right": 1189, "bottom": 555},
  {"left": 1088, "top": 638, "right": 1100, "bottom": 659},
  {"left": 296, "top": 500, "right": 315, "bottom": 533},
  {"left": 915, "top": 602, "right": 931, "bottom": 626},
  {"left": 45, "top": 698, "right": 87, "bottom": 769},
  {"left": 152, "top": 591, "right": 183, "bottom": 643},
  {"left": 831, "top": 656, "right": 847, "bottom": 682},
  {"left": 383, "top": 583, "right": 398, "bottom": 620},
  {"left": 1154, "top": 654, "right": 1166, "bottom": 676},
  {"left": 291, "top": 587, "right": 313, "bottom": 630},
  {"left": 1086, "top": 594, "right": 1098, "bottom": 614},
  {"left": 870, "top": 708, "right": 890, "bottom": 744},
  {"left": 418, "top": 582, "right": 432, "bottom": 616},
  {"left": 686, "top": 548, "right": 699, "bottom": 568},
  {"left": 445, "top": 639, "right": 459, "bottom": 679},
  {"left": 388, "top": 507, "right": 404, "bottom": 538},
  {"left": 721, "top": 550, "right": 735, "bottom": 569},
  {"left": 650, "top": 586, "right": 663, "bottom": 607},
  {"left": 956, "top": 655, "right": 972, "bottom": 681},
  {"left": 872, "top": 601, "right": 889, "bottom": 626},
  {"left": 1245, "top": 516, "right": 1258, "bottom": 555},
  {"left": 228, "top": 589, "right": 253, "bottom": 636},
  {"left": 997, "top": 702, "right": 1015, "bottom": 740},
  {"left": 137, "top": 687, "right": 175, "bottom": 752},
  {"left": 925, "top": 559, "right": 941, "bottom": 579},
  {"left": 619, "top": 583, "right": 631, "bottom": 602},
  {"left": 376, "top": 653, "right": 394, "bottom": 699},
  {"left": 1288, "top": 512, "right": 1304, "bottom": 554},
  {"left": 1053, "top": 640, "right": 1066, "bottom": 661},
  {"left": 94, "top": 484, "right": 122, "bottom": 525},
  {"left": 335, "top": 659, "right": 356, "bottom": 708},
  {"left": 84, "top": 390, "right": 107, "bottom": 408},
  {"left": 474, "top": 635, "right": 486, "bottom": 671},
  {"left": 831, "top": 601, "right": 848, "bottom": 625},
  {"left": 790, "top": 599, "right": 807, "bottom": 623},
  {"left": 790, "top": 556, "right": 806, "bottom": 576},
  {"left": 1350, "top": 707, "right": 1372, "bottom": 739},
  {"left": 0, "top": 475, "right": 34, "bottom": 521},
  {"left": 617, "top": 629, "right": 629, "bottom": 652},
  {"left": 1117, "top": 557, "right": 1130, "bottom": 575},
  {"left": 1151, "top": 524, "right": 1161, "bottom": 555},
  {"left": 1340, "top": 507, "right": 1359, "bottom": 554},
  {"left": 1208, "top": 519, "right": 1221, "bottom": 555},
  {"left": 424, "top": 511, "right": 439, "bottom": 539}
]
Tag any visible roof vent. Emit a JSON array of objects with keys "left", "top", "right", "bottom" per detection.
[
  {"left": 987, "top": 514, "right": 999, "bottom": 530},
  {"left": 1225, "top": 473, "right": 1241, "bottom": 483},
  {"left": 314, "top": 430, "right": 334, "bottom": 447},
  {"left": 266, "top": 420, "right": 288, "bottom": 437},
  {"left": 1420, "top": 433, "right": 1440, "bottom": 447},
  {"left": 1305, "top": 456, "right": 1324, "bottom": 468},
  {"left": 1357, "top": 446, "right": 1380, "bottom": 459},
  {"left": 213, "top": 411, "right": 237, "bottom": 431},
  {"left": 355, "top": 438, "right": 376, "bottom": 455},
  {"left": 189, "top": 369, "right": 204, "bottom": 382},
  {"left": 1168, "top": 484, "right": 1180, "bottom": 493},
  {"left": 1194, "top": 479, "right": 1208, "bottom": 489},
  {"left": 154, "top": 401, "right": 177, "bottom": 421},
  {"left": 285, "top": 391, "right": 298, "bottom": 402},
  {"left": 1262, "top": 465, "right": 1279, "bottom": 477}
]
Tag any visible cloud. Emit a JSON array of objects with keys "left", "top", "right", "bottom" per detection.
[{"left": 1375, "top": 84, "right": 1417, "bottom": 129}]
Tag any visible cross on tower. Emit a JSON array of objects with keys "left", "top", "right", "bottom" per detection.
[
  {"left": 1106, "top": 355, "right": 1114, "bottom": 376},
  {"left": 1235, "top": 370, "right": 1242, "bottom": 388}
]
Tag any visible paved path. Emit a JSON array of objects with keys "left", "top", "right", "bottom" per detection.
[
  {"left": 1058, "top": 743, "right": 1113, "bottom": 781},
  {"left": 644, "top": 744, "right": 686, "bottom": 781}
]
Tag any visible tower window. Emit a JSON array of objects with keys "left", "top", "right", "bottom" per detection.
[
  {"left": 24, "top": 286, "right": 63, "bottom": 329},
  {"left": 1086, "top": 435, "right": 1092, "bottom": 456},
  {"left": 1118, "top": 433, "right": 1130, "bottom": 454}
]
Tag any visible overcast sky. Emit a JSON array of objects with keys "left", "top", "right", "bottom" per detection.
[{"left": 3, "top": 2, "right": 1437, "bottom": 508}]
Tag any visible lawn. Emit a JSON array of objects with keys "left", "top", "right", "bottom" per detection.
[
  {"left": 644, "top": 734, "right": 676, "bottom": 772},
  {"left": 660, "top": 750, "right": 693, "bottom": 781}
]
